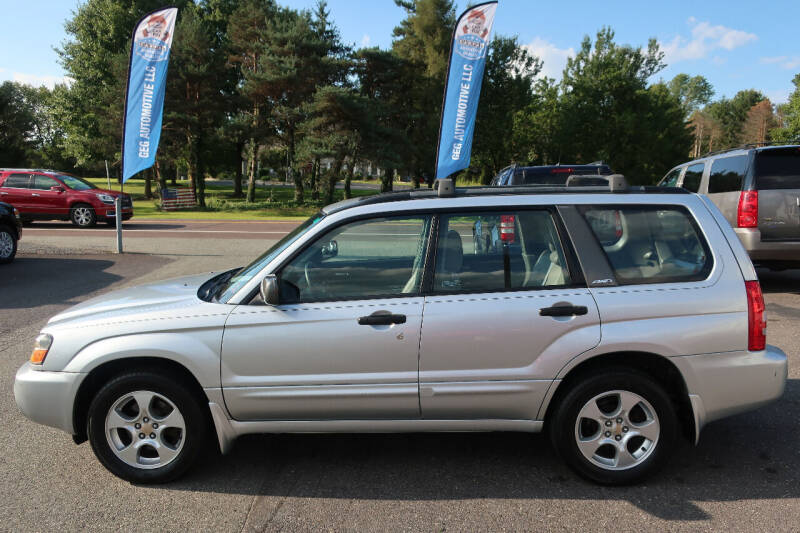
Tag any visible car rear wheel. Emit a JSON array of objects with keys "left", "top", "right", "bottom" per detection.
[
  {"left": 0, "top": 225, "right": 17, "bottom": 263},
  {"left": 70, "top": 204, "right": 96, "bottom": 227},
  {"left": 549, "top": 369, "right": 677, "bottom": 485},
  {"left": 87, "top": 371, "right": 207, "bottom": 483}
]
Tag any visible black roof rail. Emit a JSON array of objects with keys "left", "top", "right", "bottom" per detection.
[{"left": 322, "top": 179, "right": 688, "bottom": 215}]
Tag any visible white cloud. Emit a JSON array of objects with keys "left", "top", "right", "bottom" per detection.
[
  {"left": 660, "top": 18, "right": 757, "bottom": 64},
  {"left": 522, "top": 37, "right": 574, "bottom": 80},
  {"left": 761, "top": 56, "right": 800, "bottom": 70},
  {"left": 360, "top": 34, "right": 371, "bottom": 47},
  {"left": 766, "top": 89, "right": 790, "bottom": 105},
  {"left": 0, "top": 70, "right": 72, "bottom": 89}
]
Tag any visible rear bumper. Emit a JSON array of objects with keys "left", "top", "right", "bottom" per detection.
[
  {"left": 14, "top": 363, "right": 86, "bottom": 435},
  {"left": 671, "top": 346, "right": 788, "bottom": 440},
  {"left": 735, "top": 228, "right": 800, "bottom": 261}
]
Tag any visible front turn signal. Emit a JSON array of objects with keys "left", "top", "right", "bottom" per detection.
[{"left": 30, "top": 334, "right": 53, "bottom": 365}]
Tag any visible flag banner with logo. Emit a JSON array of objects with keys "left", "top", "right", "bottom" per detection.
[
  {"left": 434, "top": 1, "right": 497, "bottom": 180},
  {"left": 122, "top": 7, "right": 177, "bottom": 183}
]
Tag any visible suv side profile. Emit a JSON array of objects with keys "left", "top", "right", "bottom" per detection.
[
  {"left": 659, "top": 145, "right": 800, "bottom": 269},
  {"left": 14, "top": 181, "right": 787, "bottom": 485},
  {"left": 0, "top": 169, "right": 133, "bottom": 227},
  {"left": 491, "top": 163, "right": 614, "bottom": 186}
]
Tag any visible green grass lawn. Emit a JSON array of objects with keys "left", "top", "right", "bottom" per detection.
[{"left": 87, "top": 177, "right": 376, "bottom": 220}]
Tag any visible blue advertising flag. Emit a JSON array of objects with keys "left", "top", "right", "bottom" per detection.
[
  {"left": 435, "top": 2, "right": 498, "bottom": 180},
  {"left": 121, "top": 7, "right": 178, "bottom": 183}
]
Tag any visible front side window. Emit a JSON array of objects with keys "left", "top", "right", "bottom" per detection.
[
  {"left": 582, "top": 205, "right": 712, "bottom": 284},
  {"left": 682, "top": 163, "right": 704, "bottom": 192},
  {"left": 2, "top": 174, "right": 31, "bottom": 189},
  {"left": 434, "top": 210, "right": 572, "bottom": 293},
  {"left": 32, "top": 176, "right": 58, "bottom": 190},
  {"left": 708, "top": 156, "right": 748, "bottom": 193},
  {"left": 279, "top": 215, "right": 432, "bottom": 303},
  {"left": 659, "top": 168, "right": 681, "bottom": 187}
]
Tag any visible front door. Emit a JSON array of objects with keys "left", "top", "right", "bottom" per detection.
[
  {"left": 419, "top": 209, "right": 601, "bottom": 420},
  {"left": 222, "top": 214, "right": 433, "bottom": 421},
  {"left": 29, "top": 174, "right": 68, "bottom": 217}
]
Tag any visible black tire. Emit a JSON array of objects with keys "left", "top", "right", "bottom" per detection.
[
  {"left": 70, "top": 203, "right": 96, "bottom": 227},
  {"left": 548, "top": 369, "right": 677, "bottom": 485},
  {"left": 87, "top": 371, "right": 208, "bottom": 483},
  {"left": 0, "top": 225, "right": 17, "bottom": 264}
]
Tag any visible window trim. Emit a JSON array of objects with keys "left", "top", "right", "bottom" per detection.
[
  {"left": 578, "top": 204, "right": 714, "bottom": 286},
  {"left": 426, "top": 207, "right": 585, "bottom": 297}
]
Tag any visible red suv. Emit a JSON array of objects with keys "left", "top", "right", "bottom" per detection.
[{"left": 0, "top": 169, "right": 133, "bottom": 227}]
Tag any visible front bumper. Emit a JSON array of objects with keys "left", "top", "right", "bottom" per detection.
[
  {"left": 14, "top": 363, "right": 86, "bottom": 435},
  {"left": 735, "top": 228, "right": 800, "bottom": 261},
  {"left": 671, "top": 345, "right": 788, "bottom": 440}
]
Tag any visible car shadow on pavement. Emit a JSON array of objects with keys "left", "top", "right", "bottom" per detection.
[
  {"left": 0, "top": 255, "right": 169, "bottom": 309},
  {"left": 757, "top": 268, "right": 800, "bottom": 294},
  {"left": 27, "top": 222, "right": 188, "bottom": 231},
  {"left": 165, "top": 378, "right": 800, "bottom": 522}
]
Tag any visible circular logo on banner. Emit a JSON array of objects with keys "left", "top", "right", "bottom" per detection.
[
  {"left": 135, "top": 14, "right": 171, "bottom": 61},
  {"left": 455, "top": 9, "right": 489, "bottom": 60}
]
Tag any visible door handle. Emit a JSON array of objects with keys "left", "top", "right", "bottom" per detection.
[
  {"left": 358, "top": 311, "right": 407, "bottom": 326},
  {"left": 540, "top": 304, "right": 588, "bottom": 317},
  {"left": 31, "top": 193, "right": 40, "bottom": 197}
]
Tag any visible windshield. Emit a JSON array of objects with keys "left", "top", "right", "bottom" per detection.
[
  {"left": 215, "top": 212, "right": 325, "bottom": 302},
  {"left": 59, "top": 175, "right": 97, "bottom": 190}
]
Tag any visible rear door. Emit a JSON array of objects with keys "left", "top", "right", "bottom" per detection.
[
  {"left": 418, "top": 208, "right": 600, "bottom": 420},
  {"left": 0, "top": 173, "right": 33, "bottom": 214},
  {"left": 754, "top": 147, "right": 800, "bottom": 241}
]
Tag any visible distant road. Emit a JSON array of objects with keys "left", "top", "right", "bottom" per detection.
[{"left": 21, "top": 219, "right": 301, "bottom": 240}]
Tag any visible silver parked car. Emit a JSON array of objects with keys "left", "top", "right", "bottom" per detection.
[
  {"left": 659, "top": 144, "right": 800, "bottom": 270},
  {"left": 14, "top": 181, "right": 787, "bottom": 485}
]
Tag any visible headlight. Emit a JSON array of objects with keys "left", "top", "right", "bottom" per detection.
[
  {"left": 96, "top": 193, "right": 115, "bottom": 204},
  {"left": 30, "top": 334, "right": 53, "bottom": 365}
]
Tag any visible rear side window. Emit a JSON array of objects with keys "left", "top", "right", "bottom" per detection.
[
  {"left": 581, "top": 205, "right": 712, "bottom": 285},
  {"left": 755, "top": 148, "right": 800, "bottom": 189},
  {"left": 434, "top": 210, "right": 572, "bottom": 293},
  {"left": 682, "top": 163, "right": 704, "bottom": 192},
  {"left": 708, "top": 156, "right": 748, "bottom": 193},
  {"left": 2, "top": 174, "right": 31, "bottom": 188}
]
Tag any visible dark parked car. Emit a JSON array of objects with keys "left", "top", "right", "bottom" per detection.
[
  {"left": 0, "top": 169, "right": 133, "bottom": 227},
  {"left": 490, "top": 163, "right": 614, "bottom": 186},
  {"left": 658, "top": 145, "right": 800, "bottom": 270},
  {"left": 0, "top": 201, "right": 22, "bottom": 263}
]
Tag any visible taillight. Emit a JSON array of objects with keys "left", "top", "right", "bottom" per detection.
[
  {"left": 500, "top": 215, "right": 516, "bottom": 243},
  {"left": 737, "top": 190, "right": 758, "bottom": 228},
  {"left": 745, "top": 280, "right": 766, "bottom": 351}
]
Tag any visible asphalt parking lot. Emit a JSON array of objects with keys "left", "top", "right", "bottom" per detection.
[{"left": 1, "top": 221, "right": 798, "bottom": 531}]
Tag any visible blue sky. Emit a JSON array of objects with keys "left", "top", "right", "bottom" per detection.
[{"left": 1, "top": 0, "right": 798, "bottom": 103}]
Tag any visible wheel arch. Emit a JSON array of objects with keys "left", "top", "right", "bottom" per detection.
[
  {"left": 72, "top": 357, "right": 214, "bottom": 446},
  {"left": 540, "top": 351, "right": 696, "bottom": 443}
]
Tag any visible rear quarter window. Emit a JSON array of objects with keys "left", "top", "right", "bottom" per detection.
[
  {"left": 581, "top": 205, "right": 712, "bottom": 285},
  {"left": 708, "top": 156, "right": 748, "bottom": 193},
  {"left": 755, "top": 148, "right": 800, "bottom": 189}
]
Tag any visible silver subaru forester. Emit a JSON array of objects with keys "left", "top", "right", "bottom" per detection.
[{"left": 14, "top": 182, "right": 788, "bottom": 485}]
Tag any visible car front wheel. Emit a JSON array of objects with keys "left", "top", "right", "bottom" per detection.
[
  {"left": 87, "top": 371, "right": 207, "bottom": 483},
  {"left": 0, "top": 225, "right": 17, "bottom": 263},
  {"left": 70, "top": 204, "right": 96, "bottom": 227},
  {"left": 549, "top": 369, "right": 677, "bottom": 485}
]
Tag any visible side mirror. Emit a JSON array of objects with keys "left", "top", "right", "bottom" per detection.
[
  {"left": 259, "top": 275, "right": 280, "bottom": 305},
  {"left": 321, "top": 240, "right": 338, "bottom": 259},
  {"left": 50, "top": 186, "right": 65, "bottom": 193}
]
